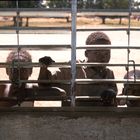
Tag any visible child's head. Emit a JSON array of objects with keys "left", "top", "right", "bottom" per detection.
[
  {"left": 85, "top": 32, "right": 111, "bottom": 63},
  {"left": 123, "top": 69, "right": 140, "bottom": 106},
  {"left": 6, "top": 49, "right": 32, "bottom": 82}
]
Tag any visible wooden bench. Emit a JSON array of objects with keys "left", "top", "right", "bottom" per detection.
[{"left": 0, "top": 9, "right": 71, "bottom": 27}]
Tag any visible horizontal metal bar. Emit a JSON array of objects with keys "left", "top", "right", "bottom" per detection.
[
  {"left": 0, "top": 96, "right": 66, "bottom": 101},
  {"left": 0, "top": 45, "right": 71, "bottom": 50},
  {"left": 0, "top": 8, "right": 71, "bottom": 12},
  {"left": 77, "top": 45, "right": 140, "bottom": 49},
  {"left": 0, "top": 95, "right": 140, "bottom": 102},
  {"left": 0, "top": 80, "right": 71, "bottom": 84},
  {"left": 25, "top": 97, "right": 66, "bottom": 101},
  {"left": 0, "top": 97, "right": 17, "bottom": 101},
  {"left": 0, "top": 30, "right": 70, "bottom": 34},
  {"left": 0, "top": 62, "right": 140, "bottom": 68},
  {"left": 76, "top": 79, "right": 140, "bottom": 84},
  {"left": 116, "top": 95, "right": 140, "bottom": 100},
  {"left": 0, "top": 79, "right": 139, "bottom": 84},
  {"left": 76, "top": 95, "right": 140, "bottom": 100},
  {"left": 0, "top": 62, "right": 70, "bottom": 68},
  {"left": 76, "top": 63, "right": 140, "bottom": 67},
  {"left": 1, "top": 27, "right": 139, "bottom": 32},
  {"left": 1, "top": 45, "right": 140, "bottom": 50},
  {"left": 77, "top": 27, "right": 140, "bottom": 31},
  {"left": 0, "top": 27, "right": 71, "bottom": 31}
]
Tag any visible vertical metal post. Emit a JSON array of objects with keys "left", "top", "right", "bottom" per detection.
[
  {"left": 125, "top": 0, "right": 132, "bottom": 103},
  {"left": 16, "top": 0, "right": 21, "bottom": 83},
  {"left": 71, "top": 0, "right": 77, "bottom": 107},
  {"left": 16, "top": 0, "right": 22, "bottom": 106},
  {"left": 16, "top": 0, "right": 20, "bottom": 48},
  {"left": 126, "top": 0, "right": 132, "bottom": 78},
  {"left": 127, "top": 0, "right": 132, "bottom": 47}
]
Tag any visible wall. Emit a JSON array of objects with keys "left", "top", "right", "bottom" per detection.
[{"left": 0, "top": 107, "right": 140, "bottom": 140}]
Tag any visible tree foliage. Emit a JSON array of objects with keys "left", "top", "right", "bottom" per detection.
[
  {"left": 47, "top": 0, "right": 71, "bottom": 8},
  {"left": 95, "top": 0, "right": 131, "bottom": 9},
  {"left": 0, "top": 0, "right": 137, "bottom": 9},
  {"left": 47, "top": 0, "right": 135, "bottom": 9},
  {"left": 0, "top": 1, "right": 38, "bottom": 8}
]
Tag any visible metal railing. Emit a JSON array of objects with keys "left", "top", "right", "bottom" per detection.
[{"left": 0, "top": 0, "right": 140, "bottom": 107}]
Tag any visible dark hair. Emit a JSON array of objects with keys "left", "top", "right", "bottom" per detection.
[
  {"left": 6, "top": 49, "right": 32, "bottom": 63},
  {"left": 85, "top": 32, "right": 111, "bottom": 63},
  {"left": 86, "top": 31, "right": 111, "bottom": 45},
  {"left": 6, "top": 49, "right": 32, "bottom": 77}
]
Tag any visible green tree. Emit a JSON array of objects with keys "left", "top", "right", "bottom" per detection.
[
  {"left": 95, "top": 0, "right": 134, "bottom": 9},
  {"left": 133, "top": 1, "right": 140, "bottom": 9},
  {"left": 0, "top": 0, "right": 38, "bottom": 8},
  {"left": 48, "top": 0, "right": 70, "bottom": 8},
  {"left": 85, "top": 0, "right": 96, "bottom": 9},
  {"left": 0, "top": 1, "right": 9, "bottom": 8}
]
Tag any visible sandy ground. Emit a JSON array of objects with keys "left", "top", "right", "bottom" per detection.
[{"left": 0, "top": 21, "right": 140, "bottom": 106}]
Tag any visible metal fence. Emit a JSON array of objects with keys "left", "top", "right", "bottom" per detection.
[{"left": 0, "top": 0, "right": 140, "bottom": 107}]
